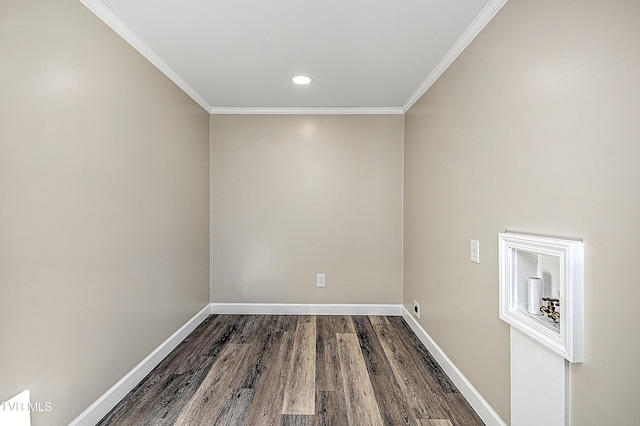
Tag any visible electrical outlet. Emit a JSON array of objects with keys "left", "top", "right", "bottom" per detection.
[
  {"left": 316, "top": 273, "right": 326, "bottom": 288},
  {"left": 413, "top": 300, "right": 420, "bottom": 319},
  {"left": 470, "top": 239, "right": 480, "bottom": 263}
]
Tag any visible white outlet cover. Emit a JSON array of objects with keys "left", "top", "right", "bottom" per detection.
[{"left": 316, "top": 273, "right": 326, "bottom": 288}]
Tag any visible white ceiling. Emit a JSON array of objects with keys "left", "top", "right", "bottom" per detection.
[{"left": 81, "top": 0, "right": 507, "bottom": 113}]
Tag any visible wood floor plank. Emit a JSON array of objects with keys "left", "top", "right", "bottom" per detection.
[
  {"left": 98, "top": 315, "right": 241, "bottom": 426},
  {"left": 432, "top": 394, "right": 484, "bottom": 426},
  {"left": 316, "top": 315, "right": 355, "bottom": 392},
  {"left": 173, "top": 343, "right": 250, "bottom": 425},
  {"left": 276, "top": 314, "right": 299, "bottom": 333},
  {"left": 212, "top": 388, "right": 254, "bottom": 425},
  {"left": 282, "top": 316, "right": 316, "bottom": 415},
  {"left": 315, "top": 317, "right": 335, "bottom": 389},
  {"left": 366, "top": 366, "right": 416, "bottom": 425},
  {"left": 314, "top": 391, "right": 348, "bottom": 426},
  {"left": 355, "top": 322, "right": 418, "bottom": 425},
  {"left": 328, "top": 315, "right": 356, "bottom": 333},
  {"left": 173, "top": 314, "right": 246, "bottom": 374},
  {"left": 235, "top": 315, "right": 292, "bottom": 390},
  {"left": 95, "top": 370, "right": 168, "bottom": 425},
  {"left": 97, "top": 356, "right": 217, "bottom": 426},
  {"left": 135, "top": 369, "right": 208, "bottom": 426},
  {"left": 387, "top": 316, "right": 458, "bottom": 393},
  {"left": 281, "top": 414, "right": 313, "bottom": 425},
  {"left": 230, "top": 313, "right": 263, "bottom": 344},
  {"left": 352, "top": 316, "right": 393, "bottom": 376},
  {"left": 369, "top": 315, "right": 391, "bottom": 325},
  {"left": 336, "top": 333, "right": 384, "bottom": 426},
  {"left": 423, "top": 420, "right": 454, "bottom": 426},
  {"left": 374, "top": 324, "right": 449, "bottom": 420},
  {"left": 148, "top": 315, "right": 221, "bottom": 376},
  {"left": 244, "top": 330, "right": 295, "bottom": 425}
]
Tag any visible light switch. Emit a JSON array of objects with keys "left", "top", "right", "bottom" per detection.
[{"left": 471, "top": 239, "right": 480, "bottom": 263}]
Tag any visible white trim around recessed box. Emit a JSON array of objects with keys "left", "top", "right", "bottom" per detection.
[
  {"left": 402, "top": 0, "right": 509, "bottom": 113},
  {"left": 401, "top": 307, "right": 507, "bottom": 426},
  {"left": 498, "top": 232, "right": 584, "bottom": 363}
]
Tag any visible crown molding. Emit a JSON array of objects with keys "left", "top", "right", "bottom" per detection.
[
  {"left": 209, "top": 107, "right": 405, "bottom": 115},
  {"left": 402, "top": 0, "right": 508, "bottom": 113},
  {"left": 81, "top": 0, "right": 506, "bottom": 116},
  {"left": 79, "top": 0, "right": 212, "bottom": 112}
]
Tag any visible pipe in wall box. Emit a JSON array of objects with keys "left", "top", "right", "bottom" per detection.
[{"left": 527, "top": 277, "right": 543, "bottom": 315}]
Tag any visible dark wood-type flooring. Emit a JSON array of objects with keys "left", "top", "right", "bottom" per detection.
[{"left": 97, "top": 315, "right": 484, "bottom": 425}]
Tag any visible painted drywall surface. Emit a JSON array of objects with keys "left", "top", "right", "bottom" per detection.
[
  {"left": 403, "top": 0, "right": 640, "bottom": 424},
  {"left": 210, "top": 114, "right": 403, "bottom": 304},
  {"left": 0, "top": 1, "right": 210, "bottom": 424}
]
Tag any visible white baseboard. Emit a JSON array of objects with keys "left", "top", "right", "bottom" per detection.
[
  {"left": 210, "top": 303, "right": 403, "bottom": 316},
  {"left": 401, "top": 307, "right": 507, "bottom": 426},
  {"left": 69, "top": 304, "right": 211, "bottom": 426}
]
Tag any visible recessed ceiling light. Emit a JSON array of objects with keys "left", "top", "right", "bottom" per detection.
[{"left": 292, "top": 75, "right": 312, "bottom": 85}]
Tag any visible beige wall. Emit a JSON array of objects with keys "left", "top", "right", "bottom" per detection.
[
  {"left": 404, "top": 0, "right": 640, "bottom": 424},
  {"left": 210, "top": 114, "right": 403, "bottom": 304},
  {"left": 0, "top": 1, "right": 210, "bottom": 425},
  {"left": 4, "top": 0, "right": 639, "bottom": 424}
]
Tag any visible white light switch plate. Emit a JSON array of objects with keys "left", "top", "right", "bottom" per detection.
[{"left": 471, "top": 239, "right": 480, "bottom": 263}]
